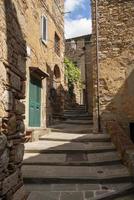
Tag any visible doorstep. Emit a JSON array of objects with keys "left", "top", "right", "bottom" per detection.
[{"left": 25, "top": 128, "right": 51, "bottom": 142}]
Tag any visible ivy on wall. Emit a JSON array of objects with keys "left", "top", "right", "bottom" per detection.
[
  {"left": 64, "top": 57, "right": 81, "bottom": 88},
  {"left": 64, "top": 57, "right": 82, "bottom": 97}
]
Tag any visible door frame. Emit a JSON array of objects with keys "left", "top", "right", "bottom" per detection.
[
  {"left": 29, "top": 74, "right": 42, "bottom": 127},
  {"left": 25, "top": 67, "right": 48, "bottom": 130}
]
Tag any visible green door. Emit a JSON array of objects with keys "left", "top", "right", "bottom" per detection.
[{"left": 29, "top": 75, "right": 41, "bottom": 127}]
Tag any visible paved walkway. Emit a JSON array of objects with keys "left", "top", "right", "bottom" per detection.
[{"left": 23, "top": 106, "right": 134, "bottom": 200}]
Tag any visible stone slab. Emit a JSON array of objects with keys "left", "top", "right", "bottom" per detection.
[
  {"left": 23, "top": 152, "right": 121, "bottom": 167},
  {"left": 22, "top": 165, "right": 130, "bottom": 181},
  {"left": 27, "top": 191, "right": 60, "bottom": 200},
  {"left": 77, "top": 184, "right": 100, "bottom": 191},
  {"left": 40, "top": 133, "right": 110, "bottom": 142},
  {"left": 87, "top": 152, "right": 121, "bottom": 164},
  {"left": 60, "top": 192, "right": 83, "bottom": 200},
  {"left": 52, "top": 184, "right": 77, "bottom": 191},
  {"left": 25, "top": 184, "right": 52, "bottom": 192},
  {"left": 23, "top": 153, "right": 66, "bottom": 164},
  {"left": 25, "top": 141, "right": 116, "bottom": 153}
]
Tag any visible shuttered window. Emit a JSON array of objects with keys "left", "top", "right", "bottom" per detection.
[{"left": 41, "top": 15, "right": 47, "bottom": 43}]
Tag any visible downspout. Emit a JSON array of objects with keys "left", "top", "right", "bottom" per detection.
[{"left": 95, "top": 0, "right": 101, "bottom": 132}]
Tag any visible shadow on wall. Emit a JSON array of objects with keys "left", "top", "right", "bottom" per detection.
[
  {"left": 46, "top": 65, "right": 65, "bottom": 126},
  {"left": 0, "top": 0, "right": 26, "bottom": 199},
  {"left": 46, "top": 64, "right": 78, "bottom": 126},
  {"left": 99, "top": 44, "right": 134, "bottom": 156}
]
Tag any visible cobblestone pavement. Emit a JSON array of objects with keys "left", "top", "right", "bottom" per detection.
[{"left": 23, "top": 106, "right": 134, "bottom": 200}]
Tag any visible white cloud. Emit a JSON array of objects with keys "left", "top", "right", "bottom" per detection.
[
  {"left": 65, "top": 17, "right": 92, "bottom": 39},
  {"left": 65, "top": 0, "right": 83, "bottom": 12}
]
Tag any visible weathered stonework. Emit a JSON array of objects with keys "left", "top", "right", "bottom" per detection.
[
  {"left": 0, "top": 0, "right": 65, "bottom": 197},
  {"left": 92, "top": 0, "right": 134, "bottom": 170},
  {"left": 0, "top": 0, "right": 26, "bottom": 199}
]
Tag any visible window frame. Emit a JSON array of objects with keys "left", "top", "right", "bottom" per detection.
[{"left": 41, "top": 15, "right": 48, "bottom": 44}]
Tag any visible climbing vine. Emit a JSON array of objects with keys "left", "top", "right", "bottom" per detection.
[{"left": 64, "top": 57, "right": 82, "bottom": 88}]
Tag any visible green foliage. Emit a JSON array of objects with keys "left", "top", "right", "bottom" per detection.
[{"left": 64, "top": 58, "right": 81, "bottom": 88}]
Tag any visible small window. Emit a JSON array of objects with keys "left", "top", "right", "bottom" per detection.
[
  {"left": 54, "top": 33, "right": 60, "bottom": 56},
  {"left": 41, "top": 15, "right": 47, "bottom": 43},
  {"left": 71, "top": 40, "right": 77, "bottom": 50}
]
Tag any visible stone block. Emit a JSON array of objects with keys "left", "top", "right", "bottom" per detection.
[
  {"left": 14, "top": 144, "right": 24, "bottom": 163},
  {"left": 15, "top": 100, "right": 25, "bottom": 115},
  {"left": 1, "top": 90, "right": 13, "bottom": 111},
  {"left": 17, "top": 55, "right": 26, "bottom": 74},
  {"left": 8, "top": 114, "right": 17, "bottom": 134},
  {"left": 10, "top": 71, "right": 21, "bottom": 91},
  {"left": 0, "top": 149, "right": 9, "bottom": 172},
  {"left": 16, "top": 120, "right": 25, "bottom": 133},
  {"left": 2, "top": 170, "right": 19, "bottom": 195}
]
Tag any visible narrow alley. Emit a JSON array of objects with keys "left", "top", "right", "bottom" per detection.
[
  {"left": 0, "top": 0, "right": 134, "bottom": 199},
  {"left": 23, "top": 106, "right": 134, "bottom": 200}
]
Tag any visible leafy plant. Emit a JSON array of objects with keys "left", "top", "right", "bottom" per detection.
[{"left": 64, "top": 57, "right": 82, "bottom": 88}]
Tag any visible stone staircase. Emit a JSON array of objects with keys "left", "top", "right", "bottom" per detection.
[{"left": 23, "top": 106, "right": 134, "bottom": 200}]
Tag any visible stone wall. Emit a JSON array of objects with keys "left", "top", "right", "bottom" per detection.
[
  {"left": 0, "top": 0, "right": 26, "bottom": 199},
  {"left": 92, "top": 0, "right": 134, "bottom": 136},
  {"left": 0, "top": 0, "right": 65, "bottom": 198}
]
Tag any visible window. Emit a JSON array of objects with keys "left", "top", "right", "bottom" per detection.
[
  {"left": 71, "top": 40, "right": 77, "bottom": 50},
  {"left": 41, "top": 15, "right": 47, "bottom": 43},
  {"left": 54, "top": 65, "right": 61, "bottom": 80},
  {"left": 54, "top": 33, "right": 60, "bottom": 56}
]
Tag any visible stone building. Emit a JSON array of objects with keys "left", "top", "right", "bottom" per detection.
[
  {"left": 24, "top": 0, "right": 65, "bottom": 139},
  {"left": 92, "top": 0, "right": 134, "bottom": 159},
  {"left": 0, "top": 0, "right": 64, "bottom": 199},
  {"left": 65, "top": 35, "right": 93, "bottom": 113}
]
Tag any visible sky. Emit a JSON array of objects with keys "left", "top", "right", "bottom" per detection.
[{"left": 65, "top": 0, "right": 92, "bottom": 39}]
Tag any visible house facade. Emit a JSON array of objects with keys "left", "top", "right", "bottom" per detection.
[
  {"left": 0, "top": 0, "right": 64, "bottom": 199},
  {"left": 24, "top": 0, "right": 65, "bottom": 140}
]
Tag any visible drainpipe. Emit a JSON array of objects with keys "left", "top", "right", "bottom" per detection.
[{"left": 95, "top": 0, "right": 101, "bottom": 132}]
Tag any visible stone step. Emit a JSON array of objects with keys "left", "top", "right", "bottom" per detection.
[
  {"left": 63, "top": 112, "right": 88, "bottom": 115},
  {"left": 62, "top": 116, "right": 92, "bottom": 120},
  {"left": 60, "top": 119, "right": 93, "bottom": 125},
  {"left": 23, "top": 183, "right": 134, "bottom": 200},
  {"left": 25, "top": 141, "right": 116, "bottom": 154},
  {"left": 63, "top": 113, "right": 90, "bottom": 117},
  {"left": 24, "top": 182, "right": 133, "bottom": 193},
  {"left": 50, "top": 124, "right": 93, "bottom": 134},
  {"left": 39, "top": 133, "right": 111, "bottom": 142},
  {"left": 22, "top": 165, "right": 131, "bottom": 184},
  {"left": 23, "top": 152, "right": 121, "bottom": 166}
]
